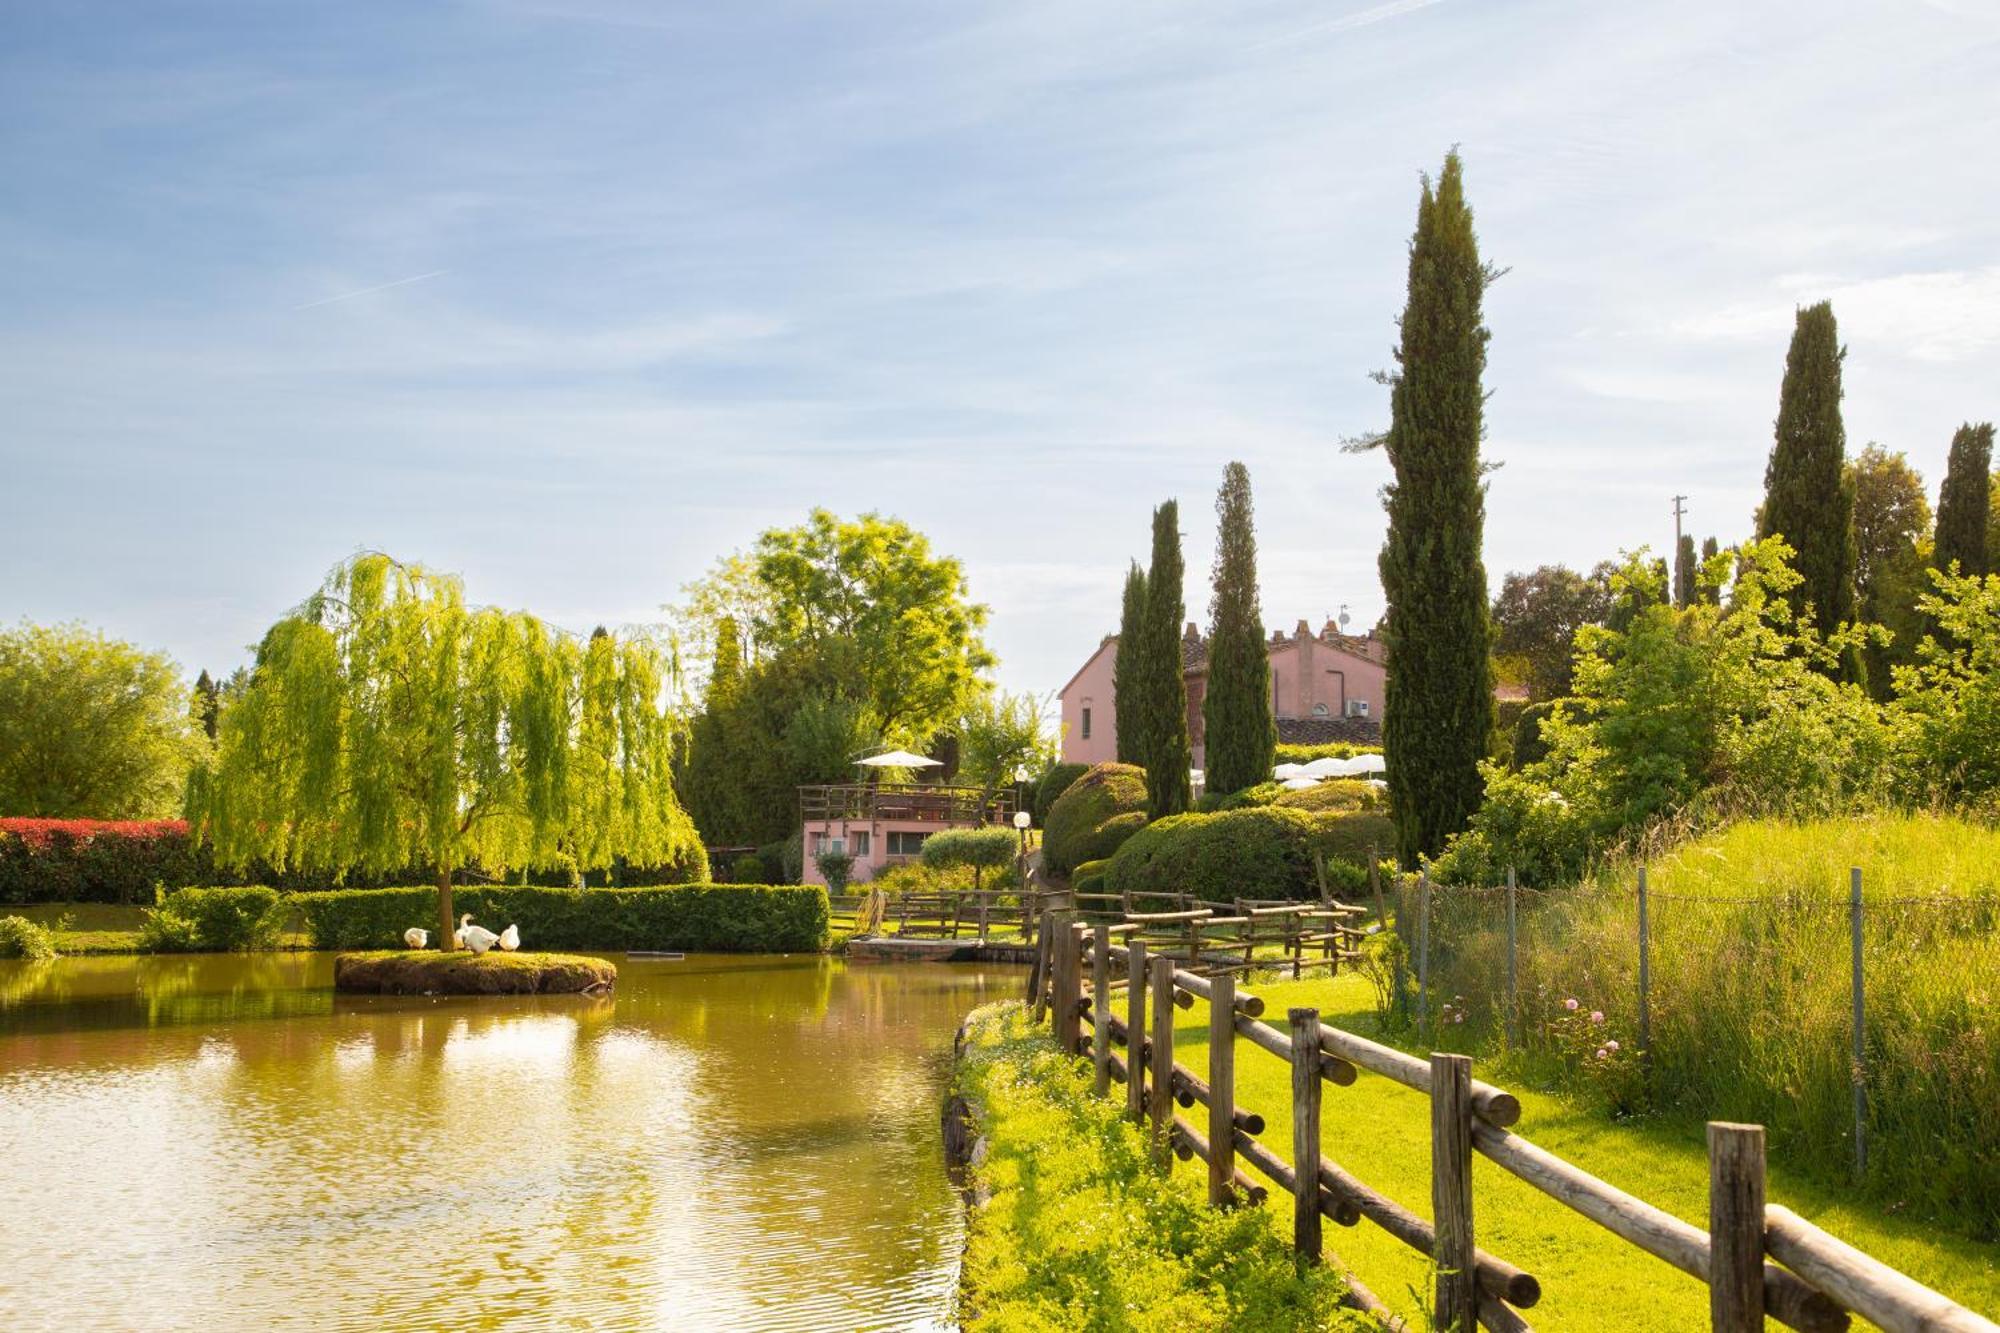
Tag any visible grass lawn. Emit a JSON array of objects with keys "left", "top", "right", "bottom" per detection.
[{"left": 1161, "top": 971, "right": 1999, "bottom": 1330}]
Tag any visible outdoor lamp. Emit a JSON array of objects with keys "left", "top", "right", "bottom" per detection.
[{"left": 1012, "top": 810, "right": 1031, "bottom": 831}]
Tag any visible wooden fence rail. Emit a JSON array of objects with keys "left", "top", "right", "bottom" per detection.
[{"left": 1029, "top": 911, "right": 1995, "bottom": 1333}]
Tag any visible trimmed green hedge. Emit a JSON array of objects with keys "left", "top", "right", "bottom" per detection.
[
  {"left": 141, "top": 886, "right": 284, "bottom": 952},
  {"left": 1032, "top": 762, "right": 1090, "bottom": 825},
  {"left": 1273, "top": 741, "right": 1382, "bottom": 764},
  {"left": 1102, "top": 807, "right": 1395, "bottom": 903},
  {"left": 1043, "top": 763, "right": 1148, "bottom": 877},
  {"left": 1071, "top": 857, "right": 1110, "bottom": 896},
  {"left": 291, "top": 883, "right": 828, "bottom": 953}
]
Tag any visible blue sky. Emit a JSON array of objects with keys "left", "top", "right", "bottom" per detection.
[{"left": 4, "top": 0, "right": 1997, "bottom": 701}]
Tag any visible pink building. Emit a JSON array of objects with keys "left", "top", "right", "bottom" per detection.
[
  {"left": 797, "top": 782, "right": 1018, "bottom": 887},
  {"left": 1058, "top": 618, "right": 1387, "bottom": 771}
]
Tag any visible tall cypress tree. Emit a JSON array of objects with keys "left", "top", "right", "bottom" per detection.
[
  {"left": 1697, "top": 536, "right": 1723, "bottom": 604},
  {"left": 1112, "top": 561, "right": 1148, "bottom": 765},
  {"left": 1934, "top": 421, "right": 1995, "bottom": 577},
  {"left": 1673, "top": 534, "right": 1697, "bottom": 608},
  {"left": 1758, "top": 302, "right": 1855, "bottom": 631},
  {"left": 1203, "top": 462, "right": 1275, "bottom": 795},
  {"left": 191, "top": 669, "right": 221, "bottom": 741},
  {"left": 1377, "top": 152, "right": 1493, "bottom": 866},
  {"left": 1140, "top": 500, "right": 1192, "bottom": 817}
]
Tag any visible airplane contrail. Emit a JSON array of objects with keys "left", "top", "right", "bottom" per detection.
[
  {"left": 294, "top": 269, "right": 449, "bottom": 310},
  {"left": 1249, "top": 0, "right": 1446, "bottom": 50}
]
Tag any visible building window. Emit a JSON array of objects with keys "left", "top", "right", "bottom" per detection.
[
  {"left": 849, "top": 831, "right": 870, "bottom": 857},
  {"left": 1081, "top": 706, "right": 1092, "bottom": 740},
  {"left": 888, "top": 830, "right": 930, "bottom": 857}
]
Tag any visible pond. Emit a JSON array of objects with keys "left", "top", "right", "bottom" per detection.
[{"left": 0, "top": 952, "right": 1017, "bottom": 1331}]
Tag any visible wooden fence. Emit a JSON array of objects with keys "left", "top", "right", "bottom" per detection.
[{"left": 1024, "top": 909, "right": 1996, "bottom": 1333}]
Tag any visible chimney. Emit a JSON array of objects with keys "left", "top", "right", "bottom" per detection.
[
  {"left": 1295, "top": 619, "right": 1311, "bottom": 641},
  {"left": 1184, "top": 621, "right": 1200, "bottom": 643},
  {"left": 1322, "top": 618, "right": 1341, "bottom": 641}
]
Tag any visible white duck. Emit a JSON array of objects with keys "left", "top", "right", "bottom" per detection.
[
  {"left": 457, "top": 913, "right": 501, "bottom": 956},
  {"left": 497, "top": 923, "right": 520, "bottom": 952},
  {"left": 403, "top": 927, "right": 429, "bottom": 949}
]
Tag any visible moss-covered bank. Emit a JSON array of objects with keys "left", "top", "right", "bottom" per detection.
[{"left": 333, "top": 951, "right": 616, "bottom": 995}]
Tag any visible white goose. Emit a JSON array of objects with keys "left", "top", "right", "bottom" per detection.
[
  {"left": 497, "top": 923, "right": 520, "bottom": 952},
  {"left": 457, "top": 914, "right": 501, "bottom": 956},
  {"left": 403, "top": 927, "right": 429, "bottom": 950}
]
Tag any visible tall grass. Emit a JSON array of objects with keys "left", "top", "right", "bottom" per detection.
[{"left": 1401, "top": 814, "right": 2000, "bottom": 1238}]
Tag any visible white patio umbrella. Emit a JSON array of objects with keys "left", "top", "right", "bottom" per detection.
[
  {"left": 856, "top": 749, "right": 942, "bottom": 768},
  {"left": 1302, "top": 756, "right": 1354, "bottom": 778},
  {"left": 1348, "top": 753, "right": 1386, "bottom": 775},
  {"left": 1273, "top": 762, "right": 1306, "bottom": 781},
  {"left": 1280, "top": 775, "right": 1322, "bottom": 790}
]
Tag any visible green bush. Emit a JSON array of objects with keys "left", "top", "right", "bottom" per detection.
[
  {"left": 139, "top": 886, "right": 283, "bottom": 952},
  {"left": 0, "top": 914, "right": 59, "bottom": 960},
  {"left": 1511, "top": 701, "right": 1558, "bottom": 770},
  {"left": 1309, "top": 810, "right": 1397, "bottom": 866},
  {"left": 1042, "top": 763, "right": 1148, "bottom": 877},
  {"left": 290, "top": 883, "right": 828, "bottom": 953},
  {"left": 953, "top": 1003, "right": 1358, "bottom": 1331},
  {"left": 815, "top": 850, "right": 856, "bottom": 894},
  {"left": 1071, "top": 857, "right": 1110, "bottom": 896},
  {"left": 1031, "top": 762, "right": 1090, "bottom": 825},
  {"left": 920, "top": 827, "right": 1018, "bottom": 887},
  {"left": 1101, "top": 806, "right": 1392, "bottom": 903},
  {"left": 754, "top": 839, "right": 791, "bottom": 884},
  {"left": 729, "top": 853, "right": 768, "bottom": 884},
  {"left": 1273, "top": 741, "right": 1381, "bottom": 765},
  {"left": 1272, "top": 779, "right": 1382, "bottom": 814}
]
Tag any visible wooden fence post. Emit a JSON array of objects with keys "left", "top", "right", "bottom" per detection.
[
  {"left": 1208, "top": 971, "right": 1238, "bottom": 1206},
  {"left": 1054, "top": 912, "right": 1081, "bottom": 1054},
  {"left": 1290, "top": 1007, "right": 1324, "bottom": 1261},
  {"left": 1026, "top": 907, "right": 1049, "bottom": 1008},
  {"left": 1505, "top": 866, "right": 1519, "bottom": 1051},
  {"left": 1416, "top": 874, "right": 1433, "bottom": 1034},
  {"left": 1707, "top": 1122, "right": 1767, "bottom": 1332},
  {"left": 1430, "top": 1052, "right": 1476, "bottom": 1331},
  {"left": 1637, "top": 867, "right": 1652, "bottom": 1070},
  {"left": 1126, "top": 940, "right": 1149, "bottom": 1124},
  {"left": 1849, "top": 867, "right": 1866, "bottom": 1179},
  {"left": 1148, "top": 954, "right": 1176, "bottom": 1168},
  {"left": 1092, "top": 923, "right": 1112, "bottom": 1097}
]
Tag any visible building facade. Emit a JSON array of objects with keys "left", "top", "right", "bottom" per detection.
[
  {"left": 1057, "top": 618, "right": 1386, "bottom": 770},
  {"left": 796, "top": 782, "right": 1018, "bottom": 887}
]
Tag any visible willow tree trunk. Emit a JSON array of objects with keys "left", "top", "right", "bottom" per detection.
[{"left": 436, "top": 865, "right": 456, "bottom": 951}]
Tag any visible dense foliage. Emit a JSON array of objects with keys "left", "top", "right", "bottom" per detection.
[
  {"left": 1113, "top": 562, "right": 1147, "bottom": 766},
  {"left": 920, "top": 826, "right": 1018, "bottom": 889},
  {"left": 1138, "top": 502, "right": 1192, "bottom": 818},
  {"left": 292, "top": 883, "right": 828, "bottom": 952},
  {"left": 0, "top": 914, "right": 59, "bottom": 960},
  {"left": 1103, "top": 806, "right": 1392, "bottom": 903},
  {"left": 1758, "top": 301, "right": 1855, "bottom": 635},
  {"left": 1849, "top": 444, "right": 1933, "bottom": 691},
  {"left": 1374, "top": 152, "right": 1494, "bottom": 865},
  {"left": 0, "top": 622, "right": 201, "bottom": 818},
  {"left": 190, "top": 555, "right": 706, "bottom": 946},
  {"left": 953, "top": 1004, "right": 1358, "bottom": 1332},
  {"left": 958, "top": 690, "right": 1058, "bottom": 805},
  {"left": 1041, "top": 762, "right": 1148, "bottom": 878},
  {"left": 1491, "top": 564, "right": 1615, "bottom": 701},
  {"left": 1893, "top": 569, "right": 2000, "bottom": 799},
  {"left": 139, "top": 886, "right": 283, "bottom": 953},
  {"left": 1030, "top": 763, "right": 1088, "bottom": 826},
  {"left": 1202, "top": 462, "right": 1275, "bottom": 795},
  {"left": 0, "top": 818, "right": 200, "bottom": 904}
]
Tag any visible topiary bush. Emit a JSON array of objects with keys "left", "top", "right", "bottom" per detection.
[
  {"left": 730, "top": 853, "right": 768, "bottom": 884},
  {"left": 139, "top": 886, "right": 284, "bottom": 952},
  {"left": 1042, "top": 763, "right": 1148, "bottom": 878},
  {"left": 1071, "top": 857, "right": 1111, "bottom": 896},
  {"left": 1307, "top": 810, "right": 1397, "bottom": 867},
  {"left": 1271, "top": 779, "right": 1383, "bottom": 814},
  {"left": 291, "top": 883, "right": 829, "bottom": 953},
  {"left": 1101, "top": 806, "right": 1395, "bottom": 903},
  {"left": 1273, "top": 741, "right": 1382, "bottom": 765},
  {"left": 0, "top": 914, "right": 59, "bottom": 960},
  {"left": 1032, "top": 762, "right": 1090, "bottom": 825},
  {"left": 920, "top": 827, "right": 1018, "bottom": 889}
]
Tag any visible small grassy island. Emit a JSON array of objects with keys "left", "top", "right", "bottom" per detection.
[{"left": 333, "top": 951, "right": 616, "bottom": 996}]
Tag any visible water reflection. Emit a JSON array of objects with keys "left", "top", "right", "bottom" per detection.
[{"left": 0, "top": 953, "right": 1014, "bottom": 1331}]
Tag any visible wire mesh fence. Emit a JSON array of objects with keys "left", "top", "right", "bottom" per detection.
[{"left": 1382, "top": 872, "right": 2000, "bottom": 1236}]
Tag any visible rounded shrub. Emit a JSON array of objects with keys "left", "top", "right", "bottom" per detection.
[
  {"left": 729, "top": 853, "right": 768, "bottom": 884},
  {"left": 1071, "top": 858, "right": 1111, "bottom": 896},
  {"left": 0, "top": 914, "right": 59, "bottom": 960},
  {"left": 1042, "top": 763, "right": 1148, "bottom": 878},
  {"left": 1032, "top": 762, "right": 1090, "bottom": 825},
  {"left": 140, "top": 885, "right": 284, "bottom": 953},
  {"left": 1102, "top": 806, "right": 1398, "bottom": 903},
  {"left": 1271, "top": 779, "right": 1382, "bottom": 814},
  {"left": 920, "top": 827, "right": 1018, "bottom": 889}
]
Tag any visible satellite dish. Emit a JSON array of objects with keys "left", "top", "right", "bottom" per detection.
[{"left": 1338, "top": 603, "right": 1351, "bottom": 632}]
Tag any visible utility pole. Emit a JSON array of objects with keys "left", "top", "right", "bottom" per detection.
[{"left": 1671, "top": 494, "right": 1689, "bottom": 607}]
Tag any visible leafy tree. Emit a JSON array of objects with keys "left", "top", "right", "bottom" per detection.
[
  {"left": 1373, "top": 152, "right": 1495, "bottom": 864},
  {"left": 1894, "top": 567, "right": 2000, "bottom": 799},
  {"left": 1757, "top": 301, "right": 1855, "bottom": 634},
  {"left": 1934, "top": 422, "right": 1994, "bottom": 578},
  {"left": 1203, "top": 462, "right": 1275, "bottom": 794},
  {"left": 751, "top": 509, "right": 993, "bottom": 742},
  {"left": 0, "top": 621, "right": 200, "bottom": 818},
  {"left": 1113, "top": 561, "right": 1147, "bottom": 765},
  {"left": 1673, "top": 535, "right": 1697, "bottom": 609},
  {"left": 1138, "top": 501, "right": 1193, "bottom": 818},
  {"left": 191, "top": 554, "right": 705, "bottom": 947},
  {"left": 681, "top": 615, "right": 751, "bottom": 845},
  {"left": 919, "top": 825, "right": 1018, "bottom": 891},
  {"left": 958, "top": 690, "right": 1058, "bottom": 806},
  {"left": 663, "top": 552, "right": 772, "bottom": 710},
  {"left": 1697, "top": 537, "right": 1723, "bottom": 604},
  {"left": 1490, "top": 564, "right": 1614, "bottom": 701},
  {"left": 1849, "top": 443, "right": 1932, "bottom": 692}
]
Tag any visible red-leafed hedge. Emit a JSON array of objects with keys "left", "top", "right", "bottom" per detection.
[{"left": 0, "top": 818, "right": 203, "bottom": 904}]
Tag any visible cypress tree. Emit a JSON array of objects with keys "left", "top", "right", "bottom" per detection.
[
  {"left": 1934, "top": 422, "right": 1994, "bottom": 577},
  {"left": 191, "top": 669, "right": 221, "bottom": 741},
  {"left": 1203, "top": 462, "right": 1275, "bottom": 794},
  {"left": 1697, "top": 536, "right": 1723, "bottom": 604},
  {"left": 1140, "top": 500, "right": 1192, "bottom": 818},
  {"left": 1377, "top": 152, "right": 1494, "bottom": 866},
  {"left": 1112, "top": 561, "right": 1148, "bottom": 765},
  {"left": 1673, "top": 534, "right": 1697, "bottom": 608},
  {"left": 1757, "top": 302, "right": 1855, "bottom": 631}
]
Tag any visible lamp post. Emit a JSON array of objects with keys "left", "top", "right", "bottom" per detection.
[{"left": 1013, "top": 808, "right": 1033, "bottom": 941}]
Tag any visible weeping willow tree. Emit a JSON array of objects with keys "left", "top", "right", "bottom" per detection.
[{"left": 190, "top": 554, "right": 706, "bottom": 947}]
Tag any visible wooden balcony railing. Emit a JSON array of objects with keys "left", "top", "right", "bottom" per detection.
[{"left": 798, "top": 783, "right": 1016, "bottom": 825}]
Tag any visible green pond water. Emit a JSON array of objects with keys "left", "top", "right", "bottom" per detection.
[{"left": 0, "top": 952, "right": 1017, "bottom": 1332}]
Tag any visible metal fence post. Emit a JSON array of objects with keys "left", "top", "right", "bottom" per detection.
[
  {"left": 1850, "top": 866, "right": 1867, "bottom": 1179},
  {"left": 1637, "top": 866, "right": 1651, "bottom": 1070},
  {"left": 1416, "top": 873, "right": 1433, "bottom": 1034},
  {"left": 1505, "top": 866, "right": 1519, "bottom": 1051}
]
